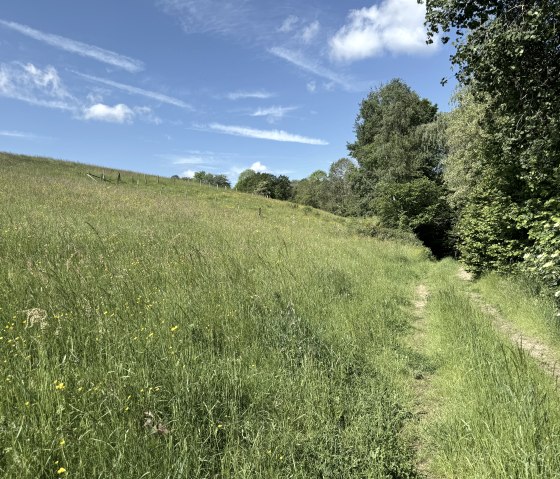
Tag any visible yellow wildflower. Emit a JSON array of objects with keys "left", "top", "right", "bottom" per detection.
[
  {"left": 54, "top": 381, "right": 65, "bottom": 391},
  {"left": 57, "top": 467, "right": 66, "bottom": 474},
  {"left": 170, "top": 325, "right": 179, "bottom": 332}
]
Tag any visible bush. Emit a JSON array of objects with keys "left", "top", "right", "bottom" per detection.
[
  {"left": 519, "top": 199, "right": 560, "bottom": 305},
  {"left": 373, "top": 178, "right": 453, "bottom": 257},
  {"left": 352, "top": 220, "right": 422, "bottom": 247},
  {"left": 455, "top": 192, "right": 526, "bottom": 275}
]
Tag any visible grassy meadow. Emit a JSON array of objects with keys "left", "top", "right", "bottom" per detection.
[
  {"left": 419, "top": 260, "right": 560, "bottom": 478},
  {"left": 0, "top": 153, "right": 430, "bottom": 478},
  {"left": 2, "top": 152, "right": 560, "bottom": 478}
]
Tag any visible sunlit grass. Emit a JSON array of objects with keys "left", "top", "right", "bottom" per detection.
[
  {"left": 0, "top": 153, "right": 428, "bottom": 478},
  {"left": 475, "top": 273, "right": 560, "bottom": 354},
  {"left": 5, "top": 152, "right": 560, "bottom": 478},
  {"left": 422, "top": 260, "right": 560, "bottom": 478}
]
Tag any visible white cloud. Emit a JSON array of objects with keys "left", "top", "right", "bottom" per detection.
[
  {"left": 0, "top": 130, "right": 39, "bottom": 139},
  {"left": 0, "top": 62, "right": 76, "bottom": 110},
  {"left": 227, "top": 90, "right": 274, "bottom": 100},
  {"left": 250, "top": 161, "right": 267, "bottom": 172},
  {"left": 133, "top": 106, "right": 162, "bottom": 125},
  {"left": 250, "top": 105, "right": 297, "bottom": 123},
  {"left": 83, "top": 103, "right": 135, "bottom": 123},
  {"left": 269, "top": 47, "right": 361, "bottom": 91},
  {"left": 208, "top": 123, "right": 328, "bottom": 145},
  {"left": 306, "top": 81, "right": 317, "bottom": 93},
  {"left": 279, "top": 15, "right": 299, "bottom": 33},
  {"left": 329, "top": 0, "right": 436, "bottom": 62},
  {"left": 157, "top": 0, "right": 254, "bottom": 36},
  {"left": 86, "top": 91, "right": 105, "bottom": 104},
  {"left": 0, "top": 62, "right": 157, "bottom": 125},
  {"left": 301, "top": 21, "right": 320, "bottom": 43},
  {"left": 182, "top": 169, "right": 196, "bottom": 178},
  {"left": 0, "top": 19, "right": 144, "bottom": 72},
  {"left": 169, "top": 155, "right": 207, "bottom": 165},
  {"left": 74, "top": 72, "right": 192, "bottom": 109}
]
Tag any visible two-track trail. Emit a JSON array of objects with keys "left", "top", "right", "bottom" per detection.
[
  {"left": 458, "top": 269, "right": 560, "bottom": 383},
  {"left": 409, "top": 283, "right": 437, "bottom": 478}
]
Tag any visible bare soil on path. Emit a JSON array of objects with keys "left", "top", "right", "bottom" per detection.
[
  {"left": 458, "top": 269, "right": 560, "bottom": 382},
  {"left": 410, "top": 283, "right": 437, "bottom": 478}
]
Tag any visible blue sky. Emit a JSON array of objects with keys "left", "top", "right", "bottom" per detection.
[{"left": 0, "top": 0, "right": 456, "bottom": 182}]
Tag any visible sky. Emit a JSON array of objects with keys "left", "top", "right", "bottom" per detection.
[{"left": 0, "top": 0, "right": 456, "bottom": 182}]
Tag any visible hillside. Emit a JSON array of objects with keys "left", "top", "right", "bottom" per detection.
[{"left": 2, "top": 152, "right": 560, "bottom": 478}]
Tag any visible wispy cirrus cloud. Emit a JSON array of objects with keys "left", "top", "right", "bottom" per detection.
[
  {"left": 0, "top": 62, "right": 77, "bottom": 110},
  {"left": 278, "top": 15, "right": 299, "bottom": 33},
  {"left": 208, "top": 123, "right": 328, "bottom": 145},
  {"left": 156, "top": 0, "right": 317, "bottom": 43},
  {"left": 0, "top": 130, "right": 43, "bottom": 140},
  {"left": 73, "top": 72, "right": 192, "bottom": 109},
  {"left": 156, "top": 0, "right": 255, "bottom": 36},
  {"left": 300, "top": 21, "right": 320, "bottom": 43},
  {"left": 329, "top": 0, "right": 436, "bottom": 62},
  {"left": 250, "top": 105, "right": 298, "bottom": 123},
  {"left": 159, "top": 154, "right": 209, "bottom": 165},
  {"left": 0, "top": 61, "right": 162, "bottom": 125},
  {"left": 268, "top": 47, "right": 362, "bottom": 91},
  {"left": 227, "top": 90, "right": 275, "bottom": 101},
  {"left": 0, "top": 19, "right": 144, "bottom": 72}
]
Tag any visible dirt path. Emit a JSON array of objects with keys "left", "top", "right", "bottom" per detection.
[
  {"left": 458, "top": 268, "right": 560, "bottom": 382},
  {"left": 414, "top": 284, "right": 429, "bottom": 313},
  {"left": 409, "top": 284, "right": 436, "bottom": 478}
]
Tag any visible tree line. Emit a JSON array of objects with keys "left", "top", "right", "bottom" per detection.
[{"left": 182, "top": 0, "right": 559, "bottom": 303}]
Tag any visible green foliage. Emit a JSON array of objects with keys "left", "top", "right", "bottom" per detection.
[
  {"left": 326, "top": 159, "right": 359, "bottom": 216},
  {"left": 426, "top": 0, "right": 560, "bottom": 295},
  {"left": 293, "top": 170, "right": 328, "bottom": 209},
  {"left": 352, "top": 221, "right": 422, "bottom": 247},
  {"left": 455, "top": 191, "right": 526, "bottom": 275},
  {"left": 346, "top": 79, "right": 453, "bottom": 255},
  {"left": 193, "top": 170, "right": 231, "bottom": 188},
  {"left": 443, "top": 89, "right": 488, "bottom": 211},
  {"left": 373, "top": 179, "right": 453, "bottom": 257},
  {"left": 235, "top": 171, "right": 293, "bottom": 200},
  {"left": 292, "top": 162, "right": 360, "bottom": 217},
  {"left": 519, "top": 199, "right": 560, "bottom": 301},
  {"left": 348, "top": 79, "right": 438, "bottom": 183},
  {"left": 272, "top": 175, "right": 293, "bottom": 201}
]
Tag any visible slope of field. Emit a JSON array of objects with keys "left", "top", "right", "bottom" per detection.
[
  {"left": 3, "top": 152, "right": 560, "bottom": 479},
  {"left": 0, "top": 153, "right": 430, "bottom": 478}
]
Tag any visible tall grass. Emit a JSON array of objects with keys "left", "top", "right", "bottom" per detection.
[
  {"left": 422, "top": 260, "right": 560, "bottom": 478},
  {"left": 475, "top": 273, "right": 560, "bottom": 353},
  {"left": 0, "top": 153, "right": 428, "bottom": 478}
]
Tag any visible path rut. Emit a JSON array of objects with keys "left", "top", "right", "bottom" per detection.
[
  {"left": 458, "top": 268, "right": 560, "bottom": 382},
  {"left": 410, "top": 283, "right": 436, "bottom": 478}
]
